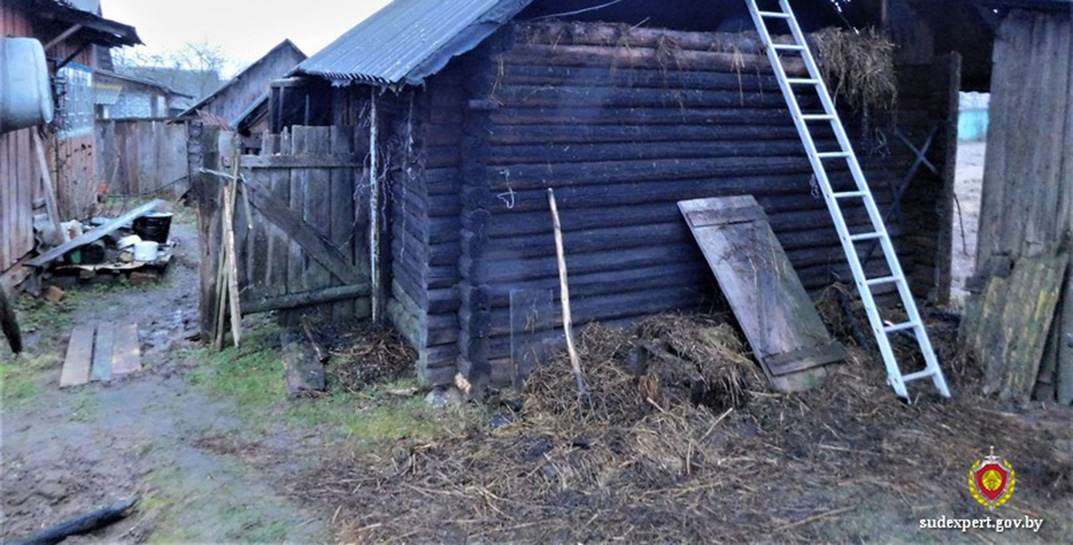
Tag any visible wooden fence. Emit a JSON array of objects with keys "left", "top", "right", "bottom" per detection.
[
  {"left": 97, "top": 119, "right": 189, "bottom": 198},
  {"left": 193, "top": 125, "right": 370, "bottom": 337}
]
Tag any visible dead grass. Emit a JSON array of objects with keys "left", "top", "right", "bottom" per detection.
[
  {"left": 295, "top": 310, "right": 1073, "bottom": 544},
  {"left": 317, "top": 321, "right": 417, "bottom": 394},
  {"left": 812, "top": 27, "right": 898, "bottom": 114}
]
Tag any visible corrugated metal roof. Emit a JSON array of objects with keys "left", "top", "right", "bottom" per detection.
[{"left": 297, "top": 0, "right": 534, "bottom": 86}]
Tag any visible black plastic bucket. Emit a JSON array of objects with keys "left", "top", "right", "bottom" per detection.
[{"left": 133, "top": 213, "right": 173, "bottom": 244}]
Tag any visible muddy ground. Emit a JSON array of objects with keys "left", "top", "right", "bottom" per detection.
[
  {"left": 0, "top": 217, "right": 334, "bottom": 543},
  {"left": 1, "top": 181, "right": 1070, "bottom": 545}
]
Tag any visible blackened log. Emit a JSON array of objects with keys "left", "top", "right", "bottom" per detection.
[
  {"left": 518, "top": 21, "right": 782, "bottom": 53},
  {"left": 462, "top": 285, "right": 705, "bottom": 341},
  {"left": 476, "top": 122, "right": 816, "bottom": 145},
  {"left": 475, "top": 64, "right": 781, "bottom": 93},
  {"left": 487, "top": 107, "right": 796, "bottom": 126},
  {"left": 475, "top": 140, "right": 830, "bottom": 165},
  {"left": 11, "top": 498, "right": 138, "bottom": 545},
  {"left": 483, "top": 85, "right": 819, "bottom": 110},
  {"left": 497, "top": 44, "right": 808, "bottom": 76}
]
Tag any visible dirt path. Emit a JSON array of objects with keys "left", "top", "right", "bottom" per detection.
[
  {"left": 0, "top": 219, "right": 329, "bottom": 543},
  {"left": 951, "top": 141, "right": 986, "bottom": 306}
]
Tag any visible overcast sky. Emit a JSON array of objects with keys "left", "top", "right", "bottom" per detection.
[{"left": 101, "top": 0, "right": 392, "bottom": 75}]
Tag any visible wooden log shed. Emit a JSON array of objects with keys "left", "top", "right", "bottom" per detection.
[{"left": 257, "top": 0, "right": 998, "bottom": 391}]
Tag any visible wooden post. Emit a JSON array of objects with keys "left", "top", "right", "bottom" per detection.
[
  {"left": 548, "top": 188, "right": 589, "bottom": 401},
  {"left": 32, "top": 132, "right": 65, "bottom": 246},
  {"left": 369, "top": 88, "right": 383, "bottom": 323}
]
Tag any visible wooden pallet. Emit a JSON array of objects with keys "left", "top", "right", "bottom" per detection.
[{"left": 59, "top": 322, "right": 142, "bottom": 388}]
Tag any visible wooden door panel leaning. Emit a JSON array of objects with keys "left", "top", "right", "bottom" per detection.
[{"left": 679, "top": 195, "right": 845, "bottom": 392}]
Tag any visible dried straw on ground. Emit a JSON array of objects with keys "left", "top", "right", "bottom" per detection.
[
  {"left": 319, "top": 321, "right": 417, "bottom": 393},
  {"left": 297, "top": 312, "right": 1073, "bottom": 544}
]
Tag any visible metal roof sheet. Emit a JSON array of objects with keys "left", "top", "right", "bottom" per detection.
[{"left": 297, "top": 0, "right": 534, "bottom": 86}]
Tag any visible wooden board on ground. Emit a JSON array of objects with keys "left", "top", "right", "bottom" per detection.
[
  {"left": 679, "top": 196, "right": 844, "bottom": 392},
  {"left": 92, "top": 322, "right": 115, "bottom": 382},
  {"left": 60, "top": 325, "right": 96, "bottom": 388},
  {"left": 112, "top": 323, "right": 142, "bottom": 376}
]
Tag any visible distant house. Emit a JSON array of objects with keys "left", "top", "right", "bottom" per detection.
[
  {"left": 94, "top": 70, "right": 194, "bottom": 119},
  {"left": 0, "top": 0, "right": 140, "bottom": 284},
  {"left": 119, "top": 66, "right": 224, "bottom": 105},
  {"left": 181, "top": 40, "right": 306, "bottom": 151}
]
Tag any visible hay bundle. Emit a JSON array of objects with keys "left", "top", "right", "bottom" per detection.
[
  {"left": 812, "top": 27, "right": 898, "bottom": 113},
  {"left": 636, "top": 314, "right": 763, "bottom": 411}
]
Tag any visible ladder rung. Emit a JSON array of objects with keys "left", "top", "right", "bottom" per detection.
[
  {"left": 786, "top": 78, "right": 820, "bottom": 85},
  {"left": 849, "top": 232, "right": 883, "bottom": 242},
  {"left": 884, "top": 321, "right": 919, "bottom": 334},
  {"left": 772, "top": 44, "right": 805, "bottom": 51},
  {"left": 833, "top": 191, "right": 867, "bottom": 199},
  {"left": 865, "top": 275, "right": 901, "bottom": 287},
  {"left": 902, "top": 369, "right": 937, "bottom": 383},
  {"left": 801, "top": 114, "right": 835, "bottom": 121},
  {"left": 817, "top": 151, "right": 851, "bottom": 159},
  {"left": 759, "top": 10, "right": 791, "bottom": 19}
]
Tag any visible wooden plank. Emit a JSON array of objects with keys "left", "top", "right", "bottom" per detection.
[
  {"left": 329, "top": 125, "right": 357, "bottom": 321},
  {"left": 679, "top": 196, "right": 843, "bottom": 392},
  {"left": 304, "top": 126, "right": 333, "bottom": 319},
  {"left": 242, "top": 284, "right": 371, "bottom": 315},
  {"left": 286, "top": 126, "right": 308, "bottom": 323},
  {"left": 994, "top": 253, "right": 1068, "bottom": 403},
  {"left": 1059, "top": 256, "right": 1073, "bottom": 405},
  {"left": 243, "top": 180, "right": 366, "bottom": 285},
  {"left": 112, "top": 323, "right": 142, "bottom": 376},
  {"left": 240, "top": 154, "right": 363, "bottom": 169},
  {"left": 29, "top": 200, "right": 164, "bottom": 268},
  {"left": 91, "top": 322, "right": 115, "bottom": 382},
  {"left": 60, "top": 324, "right": 95, "bottom": 388}
]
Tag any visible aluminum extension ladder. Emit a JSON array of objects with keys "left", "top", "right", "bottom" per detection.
[{"left": 745, "top": 0, "right": 952, "bottom": 400}]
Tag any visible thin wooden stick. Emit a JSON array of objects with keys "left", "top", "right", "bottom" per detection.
[
  {"left": 547, "top": 188, "right": 590, "bottom": 402},
  {"left": 212, "top": 183, "right": 228, "bottom": 351},
  {"left": 223, "top": 150, "right": 243, "bottom": 347}
]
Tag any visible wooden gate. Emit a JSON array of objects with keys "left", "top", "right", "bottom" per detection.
[{"left": 194, "top": 125, "right": 370, "bottom": 337}]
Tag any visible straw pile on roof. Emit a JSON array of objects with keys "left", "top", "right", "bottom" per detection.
[{"left": 812, "top": 27, "right": 898, "bottom": 113}]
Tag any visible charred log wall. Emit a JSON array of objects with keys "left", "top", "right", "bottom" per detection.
[
  {"left": 454, "top": 22, "right": 958, "bottom": 389},
  {"left": 383, "top": 68, "right": 467, "bottom": 387}
]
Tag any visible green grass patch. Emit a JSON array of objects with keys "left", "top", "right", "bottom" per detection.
[
  {"left": 189, "top": 323, "right": 462, "bottom": 446},
  {"left": 0, "top": 353, "right": 61, "bottom": 406}
]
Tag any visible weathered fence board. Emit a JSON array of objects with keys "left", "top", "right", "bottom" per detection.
[
  {"left": 97, "top": 119, "right": 189, "bottom": 197},
  {"left": 194, "top": 125, "right": 371, "bottom": 338}
]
